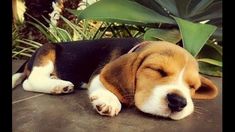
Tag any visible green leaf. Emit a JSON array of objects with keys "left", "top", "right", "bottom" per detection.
[
  {"left": 55, "top": 28, "right": 73, "bottom": 42},
  {"left": 173, "top": 16, "right": 217, "bottom": 56},
  {"left": 60, "top": 16, "right": 89, "bottom": 39},
  {"left": 144, "top": 28, "right": 181, "bottom": 43},
  {"left": 41, "top": 16, "right": 72, "bottom": 42},
  {"left": 197, "top": 58, "right": 222, "bottom": 67},
  {"left": 199, "top": 62, "right": 222, "bottom": 77},
  {"left": 175, "top": 0, "right": 193, "bottom": 17},
  {"left": 76, "top": 0, "right": 175, "bottom": 25},
  {"left": 190, "top": 1, "right": 222, "bottom": 22},
  {"left": 197, "top": 42, "right": 222, "bottom": 77},
  {"left": 12, "top": 51, "right": 32, "bottom": 57},
  {"left": 207, "top": 43, "right": 222, "bottom": 55},
  {"left": 190, "top": 0, "right": 215, "bottom": 16},
  {"left": 197, "top": 43, "right": 222, "bottom": 61},
  {"left": 154, "top": 0, "right": 179, "bottom": 16},
  {"left": 15, "top": 39, "right": 41, "bottom": 49},
  {"left": 66, "top": 8, "right": 83, "bottom": 16},
  {"left": 154, "top": 0, "right": 199, "bottom": 17},
  {"left": 22, "top": 39, "right": 42, "bottom": 47},
  {"left": 27, "top": 21, "right": 57, "bottom": 42},
  {"left": 26, "top": 14, "right": 60, "bottom": 42},
  {"left": 134, "top": 0, "right": 169, "bottom": 16}
]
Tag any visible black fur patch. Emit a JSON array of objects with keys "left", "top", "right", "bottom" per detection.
[{"left": 53, "top": 38, "right": 142, "bottom": 87}]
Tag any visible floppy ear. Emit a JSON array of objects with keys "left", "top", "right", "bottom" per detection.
[
  {"left": 99, "top": 53, "right": 141, "bottom": 105},
  {"left": 192, "top": 75, "right": 219, "bottom": 99}
]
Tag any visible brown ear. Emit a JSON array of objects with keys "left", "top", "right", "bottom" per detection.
[
  {"left": 192, "top": 75, "right": 219, "bottom": 99},
  {"left": 100, "top": 53, "right": 141, "bottom": 105}
]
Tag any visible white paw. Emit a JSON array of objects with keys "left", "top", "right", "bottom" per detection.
[
  {"left": 51, "top": 81, "right": 74, "bottom": 94},
  {"left": 90, "top": 90, "right": 121, "bottom": 117}
]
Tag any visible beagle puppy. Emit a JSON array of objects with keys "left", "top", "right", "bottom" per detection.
[{"left": 12, "top": 38, "right": 219, "bottom": 120}]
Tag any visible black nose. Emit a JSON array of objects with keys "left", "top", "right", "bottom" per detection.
[{"left": 167, "top": 93, "right": 187, "bottom": 112}]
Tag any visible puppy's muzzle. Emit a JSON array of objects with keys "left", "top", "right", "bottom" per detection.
[{"left": 167, "top": 93, "right": 187, "bottom": 112}]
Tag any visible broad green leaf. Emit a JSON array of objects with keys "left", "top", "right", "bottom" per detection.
[
  {"left": 135, "top": 0, "right": 169, "bottom": 16},
  {"left": 144, "top": 28, "right": 181, "bottom": 43},
  {"left": 173, "top": 16, "right": 217, "bottom": 56},
  {"left": 66, "top": 8, "right": 82, "bottom": 16},
  {"left": 197, "top": 43, "right": 222, "bottom": 61},
  {"left": 190, "top": 1, "right": 222, "bottom": 21},
  {"left": 154, "top": 0, "right": 193, "bottom": 17},
  {"left": 197, "top": 58, "right": 222, "bottom": 67},
  {"left": 75, "top": 0, "right": 175, "bottom": 25},
  {"left": 197, "top": 42, "right": 222, "bottom": 77},
  {"left": 174, "top": 0, "right": 193, "bottom": 17},
  {"left": 154, "top": 0, "right": 179, "bottom": 16},
  {"left": 190, "top": 0, "right": 215, "bottom": 16},
  {"left": 199, "top": 62, "right": 222, "bottom": 77}
]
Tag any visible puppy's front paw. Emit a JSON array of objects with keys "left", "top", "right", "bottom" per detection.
[{"left": 90, "top": 90, "right": 121, "bottom": 117}]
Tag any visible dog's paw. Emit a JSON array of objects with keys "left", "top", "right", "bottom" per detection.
[
  {"left": 90, "top": 90, "right": 121, "bottom": 117},
  {"left": 51, "top": 81, "right": 74, "bottom": 94}
]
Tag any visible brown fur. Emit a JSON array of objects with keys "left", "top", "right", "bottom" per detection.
[
  {"left": 34, "top": 47, "right": 56, "bottom": 66},
  {"left": 134, "top": 43, "right": 189, "bottom": 107},
  {"left": 100, "top": 41, "right": 219, "bottom": 106},
  {"left": 27, "top": 43, "right": 57, "bottom": 77},
  {"left": 192, "top": 76, "right": 219, "bottom": 99},
  {"left": 100, "top": 53, "right": 140, "bottom": 105}
]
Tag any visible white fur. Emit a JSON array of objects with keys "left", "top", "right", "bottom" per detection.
[
  {"left": 12, "top": 73, "right": 25, "bottom": 88},
  {"left": 88, "top": 75, "right": 121, "bottom": 117},
  {"left": 80, "top": 82, "right": 88, "bottom": 89},
  {"left": 22, "top": 61, "right": 74, "bottom": 94},
  {"left": 138, "top": 66, "right": 194, "bottom": 120}
]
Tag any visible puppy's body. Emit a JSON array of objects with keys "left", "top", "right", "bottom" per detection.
[
  {"left": 12, "top": 38, "right": 218, "bottom": 120},
  {"left": 20, "top": 38, "right": 141, "bottom": 87}
]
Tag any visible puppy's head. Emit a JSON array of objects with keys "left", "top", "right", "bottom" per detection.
[{"left": 100, "top": 41, "right": 218, "bottom": 120}]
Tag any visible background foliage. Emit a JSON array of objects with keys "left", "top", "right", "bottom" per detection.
[{"left": 12, "top": 0, "right": 222, "bottom": 77}]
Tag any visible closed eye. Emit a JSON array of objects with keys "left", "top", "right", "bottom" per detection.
[
  {"left": 156, "top": 69, "right": 167, "bottom": 77},
  {"left": 145, "top": 66, "right": 168, "bottom": 77}
]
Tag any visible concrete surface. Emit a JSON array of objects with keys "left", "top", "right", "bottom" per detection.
[{"left": 12, "top": 60, "right": 222, "bottom": 132}]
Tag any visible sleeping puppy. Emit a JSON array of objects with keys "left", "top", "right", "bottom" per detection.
[{"left": 12, "top": 38, "right": 218, "bottom": 120}]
